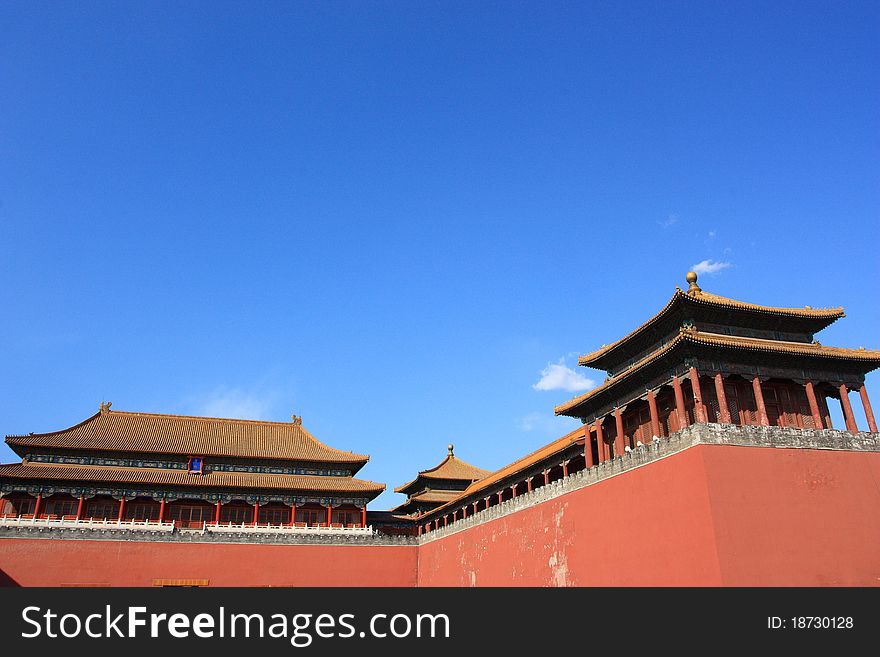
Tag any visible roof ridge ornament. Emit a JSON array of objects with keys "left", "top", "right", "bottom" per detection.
[
  {"left": 685, "top": 271, "right": 702, "bottom": 296},
  {"left": 448, "top": 443, "right": 454, "bottom": 457},
  {"left": 291, "top": 415, "right": 302, "bottom": 426},
  {"left": 100, "top": 401, "right": 112, "bottom": 413}
]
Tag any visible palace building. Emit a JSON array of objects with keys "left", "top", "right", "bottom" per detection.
[
  {"left": 0, "top": 408, "right": 383, "bottom": 532},
  {"left": 391, "top": 444, "right": 490, "bottom": 518},
  {"left": 1, "top": 272, "right": 878, "bottom": 587}
]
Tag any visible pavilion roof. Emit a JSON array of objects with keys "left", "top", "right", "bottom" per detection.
[
  {"left": 5, "top": 408, "right": 370, "bottom": 466},
  {"left": 420, "top": 426, "right": 586, "bottom": 519},
  {"left": 393, "top": 446, "right": 491, "bottom": 494},
  {"left": 388, "top": 489, "right": 463, "bottom": 514},
  {"left": 0, "top": 462, "right": 385, "bottom": 496},
  {"left": 580, "top": 278, "right": 844, "bottom": 371},
  {"left": 558, "top": 329, "right": 880, "bottom": 417}
]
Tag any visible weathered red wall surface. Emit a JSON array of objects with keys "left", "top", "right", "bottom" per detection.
[
  {"left": 417, "top": 445, "right": 880, "bottom": 586},
  {"left": 418, "top": 446, "right": 724, "bottom": 586},
  {"left": 702, "top": 447, "right": 880, "bottom": 586},
  {"left": 0, "top": 540, "right": 418, "bottom": 587},
  {"left": 3, "top": 446, "right": 878, "bottom": 586}
]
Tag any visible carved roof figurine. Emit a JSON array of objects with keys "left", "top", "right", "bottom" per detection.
[
  {"left": 292, "top": 414, "right": 303, "bottom": 426},
  {"left": 100, "top": 401, "right": 112, "bottom": 413},
  {"left": 685, "top": 270, "right": 702, "bottom": 296}
]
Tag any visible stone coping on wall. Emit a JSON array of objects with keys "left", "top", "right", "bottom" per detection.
[
  {"left": 417, "top": 423, "right": 880, "bottom": 544},
  {"left": 0, "top": 424, "right": 875, "bottom": 548},
  {"left": 0, "top": 525, "right": 417, "bottom": 546}
]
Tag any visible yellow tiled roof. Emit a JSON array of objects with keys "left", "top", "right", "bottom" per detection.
[
  {"left": 393, "top": 453, "right": 491, "bottom": 493},
  {"left": 5, "top": 409, "right": 369, "bottom": 464},
  {"left": 579, "top": 288, "right": 844, "bottom": 367}
]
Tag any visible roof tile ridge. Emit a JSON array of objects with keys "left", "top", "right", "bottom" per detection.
[
  {"left": 559, "top": 333, "right": 685, "bottom": 414},
  {"left": 296, "top": 424, "right": 369, "bottom": 461},
  {"left": 5, "top": 411, "right": 102, "bottom": 441},
  {"left": 105, "top": 409, "right": 300, "bottom": 427},
  {"left": 579, "top": 289, "right": 684, "bottom": 366},
  {"left": 686, "top": 291, "right": 845, "bottom": 316}
]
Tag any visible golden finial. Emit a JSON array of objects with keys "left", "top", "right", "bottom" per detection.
[
  {"left": 100, "top": 401, "right": 112, "bottom": 413},
  {"left": 448, "top": 443, "right": 454, "bottom": 456},
  {"left": 685, "top": 271, "right": 702, "bottom": 295},
  {"left": 291, "top": 415, "right": 302, "bottom": 426}
]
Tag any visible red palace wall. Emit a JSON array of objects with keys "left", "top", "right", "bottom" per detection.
[
  {"left": 2, "top": 444, "right": 879, "bottom": 587},
  {"left": 0, "top": 540, "right": 417, "bottom": 587},
  {"left": 417, "top": 445, "right": 880, "bottom": 586}
]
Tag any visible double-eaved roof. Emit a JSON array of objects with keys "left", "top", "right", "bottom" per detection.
[
  {"left": 394, "top": 445, "right": 491, "bottom": 496},
  {"left": 555, "top": 273, "right": 875, "bottom": 419},
  {"left": 581, "top": 278, "right": 845, "bottom": 373}
]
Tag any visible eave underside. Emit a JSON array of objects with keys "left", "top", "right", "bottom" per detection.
[{"left": 559, "top": 334, "right": 880, "bottom": 421}]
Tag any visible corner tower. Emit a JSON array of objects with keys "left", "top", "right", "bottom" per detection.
[{"left": 555, "top": 272, "right": 880, "bottom": 464}]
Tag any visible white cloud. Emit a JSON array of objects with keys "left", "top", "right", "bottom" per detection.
[
  {"left": 533, "top": 359, "right": 595, "bottom": 392},
  {"left": 517, "top": 411, "right": 581, "bottom": 434},
  {"left": 691, "top": 259, "right": 732, "bottom": 275},
  {"left": 192, "top": 386, "right": 275, "bottom": 420},
  {"left": 707, "top": 230, "right": 716, "bottom": 239},
  {"left": 658, "top": 214, "right": 679, "bottom": 228},
  {"left": 517, "top": 411, "right": 546, "bottom": 432}
]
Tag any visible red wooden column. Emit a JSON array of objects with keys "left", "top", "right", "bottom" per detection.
[
  {"left": 689, "top": 367, "right": 708, "bottom": 423},
  {"left": 462, "top": 506, "right": 467, "bottom": 519},
  {"left": 214, "top": 501, "right": 221, "bottom": 524},
  {"left": 510, "top": 485, "right": 517, "bottom": 498},
  {"left": 542, "top": 470, "right": 550, "bottom": 486},
  {"left": 418, "top": 525, "right": 422, "bottom": 536},
  {"left": 117, "top": 497, "right": 126, "bottom": 522},
  {"left": 326, "top": 504, "right": 334, "bottom": 527},
  {"left": 804, "top": 380, "right": 824, "bottom": 429},
  {"left": 33, "top": 493, "right": 42, "bottom": 518},
  {"left": 859, "top": 383, "right": 878, "bottom": 433},
  {"left": 714, "top": 374, "right": 732, "bottom": 424},
  {"left": 562, "top": 460, "right": 570, "bottom": 477},
  {"left": 614, "top": 408, "right": 625, "bottom": 456},
  {"left": 289, "top": 504, "right": 297, "bottom": 526},
  {"left": 839, "top": 384, "right": 858, "bottom": 433},
  {"left": 158, "top": 498, "right": 166, "bottom": 523},
  {"left": 360, "top": 505, "right": 367, "bottom": 528},
  {"left": 595, "top": 420, "right": 605, "bottom": 463},
  {"left": 496, "top": 492, "right": 503, "bottom": 504},
  {"left": 75, "top": 495, "right": 84, "bottom": 521},
  {"left": 672, "top": 376, "right": 688, "bottom": 429},
  {"left": 443, "top": 515, "right": 448, "bottom": 527},
  {"left": 484, "top": 496, "right": 491, "bottom": 510},
  {"left": 472, "top": 501, "right": 478, "bottom": 514},
  {"left": 253, "top": 502, "right": 260, "bottom": 526},
  {"left": 584, "top": 426, "right": 594, "bottom": 468},
  {"left": 526, "top": 477, "right": 533, "bottom": 493},
  {"left": 647, "top": 390, "right": 661, "bottom": 438},
  {"left": 752, "top": 377, "right": 770, "bottom": 426}
]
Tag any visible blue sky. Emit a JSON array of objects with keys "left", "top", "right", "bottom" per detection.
[{"left": 1, "top": 2, "right": 878, "bottom": 509}]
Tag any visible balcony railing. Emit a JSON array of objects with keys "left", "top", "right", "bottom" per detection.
[
  {"left": 0, "top": 515, "right": 175, "bottom": 531},
  {"left": 203, "top": 521, "right": 373, "bottom": 535}
]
